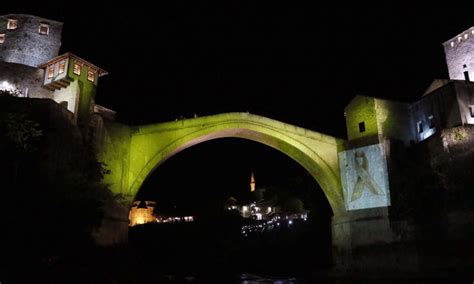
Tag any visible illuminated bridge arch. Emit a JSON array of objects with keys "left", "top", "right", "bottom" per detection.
[{"left": 100, "top": 113, "right": 346, "bottom": 215}]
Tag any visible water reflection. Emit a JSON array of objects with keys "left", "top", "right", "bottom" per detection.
[
  {"left": 239, "top": 273, "right": 300, "bottom": 283},
  {"left": 155, "top": 273, "right": 301, "bottom": 283}
]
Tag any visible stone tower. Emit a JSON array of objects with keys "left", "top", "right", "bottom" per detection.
[
  {"left": 443, "top": 26, "right": 474, "bottom": 81},
  {"left": 0, "top": 14, "right": 63, "bottom": 67},
  {"left": 0, "top": 14, "right": 110, "bottom": 135}
]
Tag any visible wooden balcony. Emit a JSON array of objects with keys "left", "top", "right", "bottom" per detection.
[{"left": 43, "top": 77, "right": 73, "bottom": 91}]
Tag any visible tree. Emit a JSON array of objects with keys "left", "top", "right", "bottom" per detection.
[
  {"left": 0, "top": 88, "right": 22, "bottom": 97},
  {"left": 2, "top": 112, "right": 43, "bottom": 184},
  {"left": 0, "top": 96, "right": 120, "bottom": 269}
]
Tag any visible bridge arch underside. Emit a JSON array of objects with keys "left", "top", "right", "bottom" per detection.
[{"left": 129, "top": 123, "right": 345, "bottom": 216}]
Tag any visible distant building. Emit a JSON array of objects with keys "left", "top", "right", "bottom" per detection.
[
  {"left": 225, "top": 171, "right": 309, "bottom": 222},
  {"left": 129, "top": 200, "right": 157, "bottom": 227},
  {"left": 128, "top": 200, "right": 195, "bottom": 226},
  {"left": 155, "top": 215, "right": 194, "bottom": 224},
  {"left": 225, "top": 171, "right": 278, "bottom": 220}
]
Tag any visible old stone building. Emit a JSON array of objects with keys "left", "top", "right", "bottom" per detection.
[
  {"left": 443, "top": 26, "right": 474, "bottom": 81},
  {"left": 335, "top": 26, "right": 474, "bottom": 272},
  {"left": 0, "top": 14, "right": 114, "bottom": 130},
  {"left": 339, "top": 26, "right": 474, "bottom": 211},
  {"left": 128, "top": 200, "right": 157, "bottom": 227}
]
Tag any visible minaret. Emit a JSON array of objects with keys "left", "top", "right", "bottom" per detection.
[{"left": 250, "top": 171, "right": 255, "bottom": 192}]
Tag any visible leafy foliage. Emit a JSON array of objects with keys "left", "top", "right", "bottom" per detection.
[
  {"left": 0, "top": 97, "right": 119, "bottom": 268},
  {"left": 0, "top": 88, "right": 23, "bottom": 97},
  {"left": 3, "top": 113, "right": 43, "bottom": 153}
]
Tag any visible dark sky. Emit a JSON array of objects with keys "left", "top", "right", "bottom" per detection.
[
  {"left": 3, "top": 2, "right": 473, "bottom": 210},
  {"left": 4, "top": 2, "right": 472, "bottom": 135}
]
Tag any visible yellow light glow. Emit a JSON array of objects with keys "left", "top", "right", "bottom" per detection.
[
  {"left": 58, "top": 60, "right": 66, "bottom": 74},
  {"left": 87, "top": 69, "right": 96, "bottom": 82},
  {"left": 7, "top": 19, "right": 17, "bottom": 30},
  {"left": 73, "top": 63, "right": 81, "bottom": 75},
  {"left": 0, "top": 80, "right": 15, "bottom": 91},
  {"left": 47, "top": 65, "right": 54, "bottom": 79},
  {"left": 38, "top": 24, "right": 49, "bottom": 35},
  {"left": 250, "top": 171, "right": 255, "bottom": 192}
]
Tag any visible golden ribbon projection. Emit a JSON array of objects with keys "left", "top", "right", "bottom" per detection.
[{"left": 351, "top": 151, "right": 382, "bottom": 202}]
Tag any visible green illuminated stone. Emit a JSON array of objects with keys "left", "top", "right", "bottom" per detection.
[{"left": 99, "top": 113, "right": 347, "bottom": 215}]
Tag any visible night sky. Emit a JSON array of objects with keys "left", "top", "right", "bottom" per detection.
[{"left": 3, "top": 2, "right": 473, "bottom": 211}]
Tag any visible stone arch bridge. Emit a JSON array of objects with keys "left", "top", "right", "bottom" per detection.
[
  {"left": 96, "top": 112, "right": 402, "bottom": 271},
  {"left": 99, "top": 112, "right": 346, "bottom": 216}
]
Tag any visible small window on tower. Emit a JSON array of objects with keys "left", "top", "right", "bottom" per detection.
[
  {"left": 7, "top": 19, "right": 17, "bottom": 30},
  {"left": 38, "top": 23, "right": 49, "bottom": 35},
  {"left": 428, "top": 115, "right": 435, "bottom": 129},
  {"left": 0, "top": 34, "right": 5, "bottom": 44},
  {"left": 87, "top": 69, "right": 96, "bottom": 82},
  {"left": 417, "top": 121, "right": 424, "bottom": 133},
  {"left": 47, "top": 65, "right": 54, "bottom": 79},
  {"left": 73, "top": 63, "right": 81, "bottom": 75},
  {"left": 58, "top": 60, "right": 66, "bottom": 74},
  {"left": 358, "top": 122, "right": 365, "bottom": 133},
  {"left": 458, "top": 36, "right": 462, "bottom": 42},
  {"left": 465, "top": 34, "right": 469, "bottom": 40},
  {"left": 450, "top": 41, "right": 455, "bottom": 47}
]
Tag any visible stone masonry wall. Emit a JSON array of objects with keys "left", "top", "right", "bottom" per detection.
[
  {"left": 0, "top": 61, "right": 53, "bottom": 99},
  {"left": 443, "top": 27, "right": 474, "bottom": 81},
  {"left": 0, "top": 14, "right": 62, "bottom": 67}
]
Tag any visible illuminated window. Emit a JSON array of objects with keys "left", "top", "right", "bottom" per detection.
[
  {"left": 450, "top": 41, "right": 455, "bottom": 47},
  {"left": 38, "top": 24, "right": 49, "bottom": 35},
  {"left": 58, "top": 60, "right": 66, "bottom": 74},
  {"left": 458, "top": 36, "right": 462, "bottom": 42},
  {"left": 7, "top": 19, "right": 17, "bottom": 30},
  {"left": 428, "top": 115, "right": 435, "bottom": 129},
  {"left": 417, "top": 121, "right": 423, "bottom": 133},
  {"left": 47, "top": 65, "right": 54, "bottom": 79},
  {"left": 87, "top": 69, "right": 96, "bottom": 82},
  {"left": 469, "top": 106, "right": 474, "bottom": 118},
  {"left": 73, "top": 63, "right": 81, "bottom": 75},
  {"left": 0, "top": 34, "right": 4, "bottom": 44},
  {"left": 465, "top": 34, "right": 469, "bottom": 40},
  {"left": 358, "top": 122, "right": 365, "bottom": 133}
]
